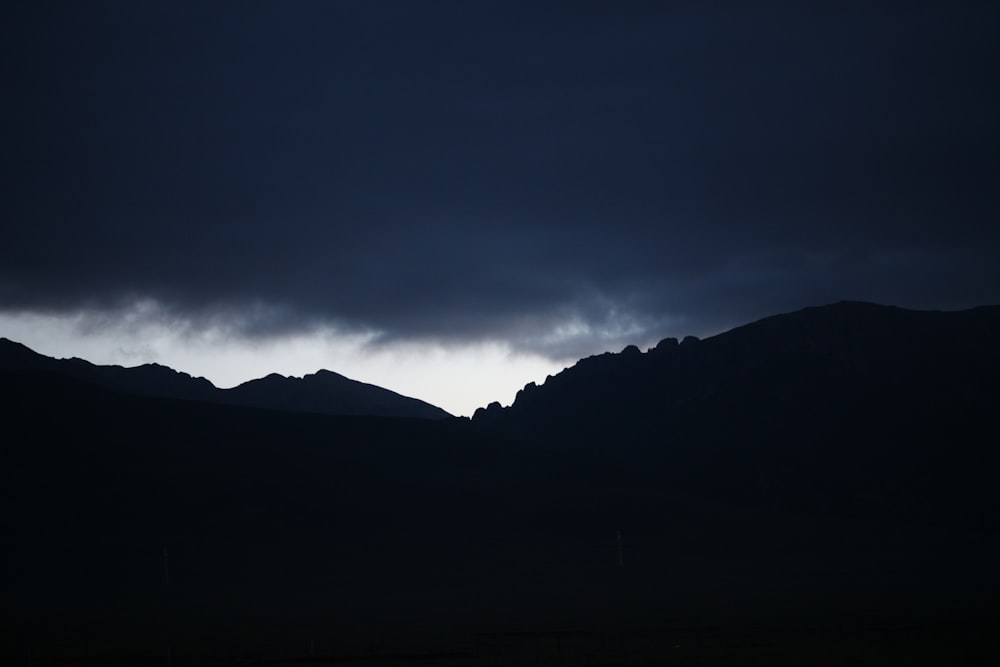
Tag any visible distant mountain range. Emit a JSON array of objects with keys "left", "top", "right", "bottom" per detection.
[
  {"left": 3, "top": 301, "right": 999, "bottom": 663},
  {"left": 0, "top": 337, "right": 451, "bottom": 419}
]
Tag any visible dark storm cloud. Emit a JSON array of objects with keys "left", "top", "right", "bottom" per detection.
[{"left": 3, "top": 1, "right": 998, "bottom": 356}]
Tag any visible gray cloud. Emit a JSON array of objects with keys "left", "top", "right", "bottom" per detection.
[{"left": 2, "top": 1, "right": 998, "bottom": 360}]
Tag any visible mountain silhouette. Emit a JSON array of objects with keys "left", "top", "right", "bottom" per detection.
[
  {"left": 479, "top": 301, "right": 1000, "bottom": 429},
  {"left": 0, "top": 337, "right": 451, "bottom": 419},
  {"left": 3, "top": 302, "right": 998, "bottom": 664},
  {"left": 217, "top": 368, "right": 452, "bottom": 419},
  {"left": 474, "top": 301, "right": 1000, "bottom": 525}
]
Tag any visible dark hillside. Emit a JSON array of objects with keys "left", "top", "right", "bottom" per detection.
[
  {"left": 477, "top": 302, "right": 1000, "bottom": 527},
  {"left": 218, "top": 369, "right": 451, "bottom": 419},
  {"left": 3, "top": 302, "right": 999, "bottom": 664},
  {"left": 0, "top": 337, "right": 450, "bottom": 419}
]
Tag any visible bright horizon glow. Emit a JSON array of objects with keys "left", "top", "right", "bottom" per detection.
[{"left": 0, "top": 309, "right": 572, "bottom": 417}]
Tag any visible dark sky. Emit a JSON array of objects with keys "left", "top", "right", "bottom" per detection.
[{"left": 3, "top": 1, "right": 999, "bottom": 361}]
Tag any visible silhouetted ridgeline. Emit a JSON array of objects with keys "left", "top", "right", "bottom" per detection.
[
  {"left": 0, "top": 337, "right": 451, "bottom": 419},
  {"left": 477, "top": 301, "right": 1000, "bottom": 431},
  {"left": 474, "top": 301, "right": 1000, "bottom": 523},
  {"left": 2, "top": 302, "right": 999, "bottom": 664}
]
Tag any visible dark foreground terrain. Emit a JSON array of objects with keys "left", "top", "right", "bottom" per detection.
[
  {"left": 7, "top": 619, "right": 998, "bottom": 666},
  {"left": 3, "top": 303, "right": 999, "bottom": 664}
]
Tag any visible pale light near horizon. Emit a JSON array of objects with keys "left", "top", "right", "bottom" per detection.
[{"left": 0, "top": 310, "right": 569, "bottom": 417}]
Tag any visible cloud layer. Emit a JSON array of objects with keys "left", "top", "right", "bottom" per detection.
[{"left": 3, "top": 2, "right": 999, "bottom": 360}]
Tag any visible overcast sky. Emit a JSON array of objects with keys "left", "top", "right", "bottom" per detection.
[{"left": 3, "top": 1, "right": 999, "bottom": 415}]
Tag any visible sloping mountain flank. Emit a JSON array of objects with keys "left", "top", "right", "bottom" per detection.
[
  {"left": 475, "top": 301, "right": 1000, "bottom": 525},
  {"left": 0, "top": 337, "right": 451, "bottom": 419}
]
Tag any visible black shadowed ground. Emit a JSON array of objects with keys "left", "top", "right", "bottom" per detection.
[{"left": 2, "top": 303, "right": 999, "bottom": 665}]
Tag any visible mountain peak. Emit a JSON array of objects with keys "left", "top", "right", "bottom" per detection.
[
  {"left": 305, "top": 368, "right": 350, "bottom": 382},
  {"left": 0, "top": 340, "right": 451, "bottom": 419}
]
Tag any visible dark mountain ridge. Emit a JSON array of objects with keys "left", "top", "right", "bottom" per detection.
[
  {"left": 220, "top": 368, "right": 450, "bottom": 419},
  {"left": 478, "top": 301, "right": 1000, "bottom": 424},
  {"left": 0, "top": 337, "right": 451, "bottom": 419},
  {"left": 3, "top": 301, "right": 999, "bottom": 664},
  {"left": 474, "top": 301, "right": 1000, "bottom": 525}
]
